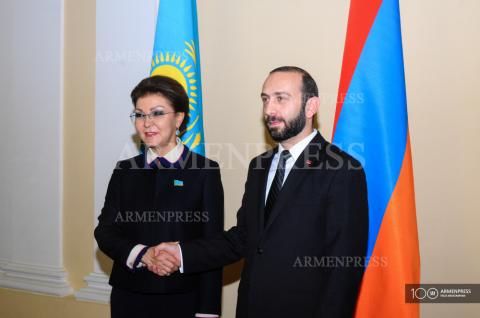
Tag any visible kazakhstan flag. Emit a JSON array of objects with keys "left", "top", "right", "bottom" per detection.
[{"left": 150, "top": 0, "right": 205, "bottom": 155}]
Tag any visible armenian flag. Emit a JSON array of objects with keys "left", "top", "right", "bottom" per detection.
[{"left": 332, "top": 0, "right": 420, "bottom": 316}]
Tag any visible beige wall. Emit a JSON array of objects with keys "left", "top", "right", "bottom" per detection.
[
  {"left": 0, "top": 289, "right": 109, "bottom": 318},
  {"left": 63, "top": 0, "right": 96, "bottom": 291},
  {"left": 1, "top": 0, "right": 479, "bottom": 317},
  {"left": 403, "top": 1, "right": 480, "bottom": 317}
]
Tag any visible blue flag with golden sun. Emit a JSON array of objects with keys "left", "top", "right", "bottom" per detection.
[{"left": 150, "top": 0, "right": 205, "bottom": 155}]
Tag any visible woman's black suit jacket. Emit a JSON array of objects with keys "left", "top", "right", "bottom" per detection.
[{"left": 94, "top": 147, "right": 223, "bottom": 314}]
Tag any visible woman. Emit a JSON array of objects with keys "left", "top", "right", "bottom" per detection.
[{"left": 95, "top": 75, "right": 223, "bottom": 318}]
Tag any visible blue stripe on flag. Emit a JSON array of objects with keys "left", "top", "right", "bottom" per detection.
[{"left": 333, "top": 0, "right": 408, "bottom": 258}]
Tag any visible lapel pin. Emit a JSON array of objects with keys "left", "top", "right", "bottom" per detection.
[
  {"left": 173, "top": 179, "right": 184, "bottom": 187},
  {"left": 306, "top": 160, "right": 313, "bottom": 167}
]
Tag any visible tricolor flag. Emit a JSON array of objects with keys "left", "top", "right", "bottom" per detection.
[
  {"left": 150, "top": 0, "right": 205, "bottom": 155},
  {"left": 332, "top": 0, "right": 420, "bottom": 317}
]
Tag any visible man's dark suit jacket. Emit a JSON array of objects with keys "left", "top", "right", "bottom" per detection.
[
  {"left": 181, "top": 133, "right": 369, "bottom": 318},
  {"left": 94, "top": 148, "right": 223, "bottom": 315}
]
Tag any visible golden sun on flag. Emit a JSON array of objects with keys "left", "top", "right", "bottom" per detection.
[{"left": 150, "top": 40, "right": 201, "bottom": 148}]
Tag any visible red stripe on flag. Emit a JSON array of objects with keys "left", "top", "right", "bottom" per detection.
[{"left": 332, "top": 0, "right": 383, "bottom": 137}]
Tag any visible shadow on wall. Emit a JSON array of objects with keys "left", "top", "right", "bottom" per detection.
[
  {"left": 96, "top": 249, "right": 113, "bottom": 275},
  {"left": 223, "top": 260, "right": 244, "bottom": 286}
]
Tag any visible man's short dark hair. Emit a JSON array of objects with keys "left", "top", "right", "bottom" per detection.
[
  {"left": 131, "top": 75, "right": 190, "bottom": 132},
  {"left": 269, "top": 66, "right": 319, "bottom": 107}
]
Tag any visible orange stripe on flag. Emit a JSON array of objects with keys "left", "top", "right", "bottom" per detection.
[{"left": 355, "top": 134, "right": 420, "bottom": 318}]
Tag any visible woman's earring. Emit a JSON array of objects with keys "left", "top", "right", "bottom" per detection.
[{"left": 176, "top": 128, "right": 180, "bottom": 136}]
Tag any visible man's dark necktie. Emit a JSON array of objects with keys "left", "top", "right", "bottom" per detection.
[{"left": 264, "top": 150, "right": 292, "bottom": 226}]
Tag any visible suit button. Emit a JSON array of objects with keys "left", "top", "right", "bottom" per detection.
[{"left": 257, "top": 247, "right": 264, "bottom": 254}]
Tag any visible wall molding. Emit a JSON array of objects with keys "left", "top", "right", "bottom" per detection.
[
  {"left": 0, "top": 259, "right": 7, "bottom": 277},
  {"left": 0, "top": 261, "right": 72, "bottom": 296},
  {"left": 75, "top": 271, "right": 111, "bottom": 304}
]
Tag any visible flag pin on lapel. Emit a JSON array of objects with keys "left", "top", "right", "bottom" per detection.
[
  {"left": 306, "top": 160, "right": 313, "bottom": 167},
  {"left": 174, "top": 179, "right": 184, "bottom": 187}
]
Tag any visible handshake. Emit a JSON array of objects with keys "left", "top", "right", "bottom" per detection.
[{"left": 140, "top": 242, "right": 182, "bottom": 276}]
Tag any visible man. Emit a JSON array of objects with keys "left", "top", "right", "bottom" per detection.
[{"left": 153, "top": 66, "right": 368, "bottom": 318}]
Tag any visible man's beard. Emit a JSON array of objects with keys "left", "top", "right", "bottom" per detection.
[{"left": 265, "top": 107, "right": 306, "bottom": 142}]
